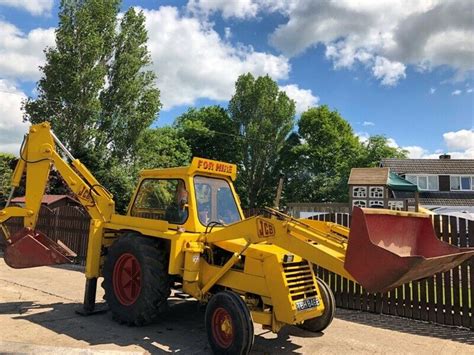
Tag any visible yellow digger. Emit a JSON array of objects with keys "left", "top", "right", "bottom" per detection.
[{"left": 1, "top": 122, "right": 473, "bottom": 354}]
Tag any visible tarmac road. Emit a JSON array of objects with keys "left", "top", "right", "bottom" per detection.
[{"left": 0, "top": 258, "right": 473, "bottom": 354}]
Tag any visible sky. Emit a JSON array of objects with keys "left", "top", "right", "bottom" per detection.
[{"left": 0, "top": 0, "right": 473, "bottom": 158}]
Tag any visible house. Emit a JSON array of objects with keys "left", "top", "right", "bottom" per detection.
[
  {"left": 10, "top": 194, "right": 80, "bottom": 209},
  {"left": 348, "top": 167, "right": 419, "bottom": 211},
  {"left": 381, "top": 155, "right": 474, "bottom": 209}
]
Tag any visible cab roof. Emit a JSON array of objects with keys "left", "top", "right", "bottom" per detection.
[{"left": 140, "top": 157, "right": 237, "bottom": 181}]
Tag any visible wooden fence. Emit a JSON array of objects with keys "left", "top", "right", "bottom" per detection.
[{"left": 310, "top": 212, "right": 473, "bottom": 330}]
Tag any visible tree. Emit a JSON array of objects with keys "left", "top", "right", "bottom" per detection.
[
  {"left": 23, "top": 1, "right": 160, "bottom": 163},
  {"left": 23, "top": 0, "right": 161, "bottom": 210},
  {"left": 135, "top": 127, "right": 191, "bottom": 170},
  {"left": 98, "top": 8, "right": 161, "bottom": 161},
  {"left": 287, "top": 106, "right": 363, "bottom": 202},
  {"left": 174, "top": 106, "right": 240, "bottom": 164},
  {"left": 228, "top": 73, "right": 295, "bottom": 207},
  {"left": 0, "top": 153, "right": 15, "bottom": 207},
  {"left": 359, "top": 135, "right": 407, "bottom": 167},
  {"left": 24, "top": 0, "right": 120, "bottom": 160}
]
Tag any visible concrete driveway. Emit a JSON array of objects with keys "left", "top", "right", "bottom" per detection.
[{"left": 0, "top": 258, "right": 472, "bottom": 354}]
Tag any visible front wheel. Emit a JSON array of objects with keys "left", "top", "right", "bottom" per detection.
[
  {"left": 205, "top": 291, "right": 254, "bottom": 354},
  {"left": 102, "top": 233, "right": 170, "bottom": 325},
  {"left": 297, "top": 278, "right": 335, "bottom": 333}
]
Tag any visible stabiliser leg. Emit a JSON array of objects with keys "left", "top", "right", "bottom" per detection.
[{"left": 75, "top": 277, "right": 108, "bottom": 316}]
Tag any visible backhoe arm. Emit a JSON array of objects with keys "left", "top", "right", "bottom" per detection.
[
  {"left": 1, "top": 122, "right": 115, "bottom": 229},
  {"left": 0, "top": 122, "right": 115, "bottom": 269}
]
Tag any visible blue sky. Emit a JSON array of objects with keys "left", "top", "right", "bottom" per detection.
[{"left": 0, "top": 0, "right": 473, "bottom": 158}]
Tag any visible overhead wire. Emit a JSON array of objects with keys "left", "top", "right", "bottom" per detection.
[{"left": 0, "top": 88, "right": 278, "bottom": 146}]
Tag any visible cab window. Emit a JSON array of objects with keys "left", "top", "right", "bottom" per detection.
[
  {"left": 194, "top": 176, "right": 241, "bottom": 226},
  {"left": 130, "top": 179, "right": 188, "bottom": 224}
]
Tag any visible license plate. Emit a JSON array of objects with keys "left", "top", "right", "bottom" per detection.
[{"left": 295, "top": 297, "right": 319, "bottom": 311}]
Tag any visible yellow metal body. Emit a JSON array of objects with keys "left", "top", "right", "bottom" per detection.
[{"left": 0, "top": 122, "right": 409, "bottom": 332}]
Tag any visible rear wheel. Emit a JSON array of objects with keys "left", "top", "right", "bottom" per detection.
[
  {"left": 103, "top": 233, "right": 170, "bottom": 325},
  {"left": 297, "top": 278, "right": 335, "bottom": 333},
  {"left": 205, "top": 291, "right": 254, "bottom": 354}
]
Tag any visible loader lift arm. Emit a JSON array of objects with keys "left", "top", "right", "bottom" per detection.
[{"left": 204, "top": 207, "right": 474, "bottom": 293}]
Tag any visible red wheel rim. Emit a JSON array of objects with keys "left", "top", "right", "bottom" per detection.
[
  {"left": 211, "top": 307, "right": 234, "bottom": 348},
  {"left": 113, "top": 253, "right": 142, "bottom": 305}
]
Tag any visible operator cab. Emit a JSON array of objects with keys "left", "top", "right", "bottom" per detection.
[{"left": 128, "top": 157, "right": 244, "bottom": 232}]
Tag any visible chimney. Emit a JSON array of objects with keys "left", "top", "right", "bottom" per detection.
[{"left": 439, "top": 154, "right": 451, "bottom": 160}]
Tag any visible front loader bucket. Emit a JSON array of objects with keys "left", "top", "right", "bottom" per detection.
[
  {"left": 3, "top": 227, "right": 76, "bottom": 269},
  {"left": 345, "top": 207, "right": 474, "bottom": 293}
]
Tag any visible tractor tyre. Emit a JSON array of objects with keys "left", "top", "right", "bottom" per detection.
[
  {"left": 102, "top": 233, "right": 170, "bottom": 326},
  {"left": 205, "top": 291, "right": 254, "bottom": 355},
  {"left": 297, "top": 278, "right": 335, "bottom": 333}
]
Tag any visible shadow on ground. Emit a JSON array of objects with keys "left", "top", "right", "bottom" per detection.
[
  {"left": 335, "top": 308, "right": 474, "bottom": 345},
  {"left": 0, "top": 297, "right": 306, "bottom": 354},
  {"left": 1, "top": 297, "right": 472, "bottom": 353}
]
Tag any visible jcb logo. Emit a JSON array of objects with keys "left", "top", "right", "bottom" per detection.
[
  {"left": 77, "top": 186, "right": 94, "bottom": 204},
  {"left": 257, "top": 219, "right": 275, "bottom": 238}
]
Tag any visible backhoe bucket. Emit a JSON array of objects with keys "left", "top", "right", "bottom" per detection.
[
  {"left": 345, "top": 207, "right": 474, "bottom": 293},
  {"left": 3, "top": 227, "right": 76, "bottom": 269}
]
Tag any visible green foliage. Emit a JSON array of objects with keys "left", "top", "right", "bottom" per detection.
[
  {"left": 24, "top": 0, "right": 121, "bottom": 157},
  {"left": 101, "top": 127, "right": 191, "bottom": 213},
  {"left": 0, "top": 153, "right": 15, "bottom": 206},
  {"left": 174, "top": 106, "right": 239, "bottom": 164},
  {"left": 23, "top": 0, "right": 161, "bottom": 210},
  {"left": 135, "top": 127, "right": 192, "bottom": 170},
  {"left": 228, "top": 73, "right": 296, "bottom": 207},
  {"left": 98, "top": 8, "right": 161, "bottom": 160},
  {"left": 359, "top": 135, "right": 407, "bottom": 167},
  {"left": 285, "top": 106, "right": 363, "bottom": 203}
]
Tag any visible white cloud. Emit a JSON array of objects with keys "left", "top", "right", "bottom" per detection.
[
  {"left": 187, "top": 0, "right": 259, "bottom": 19},
  {"left": 372, "top": 56, "right": 406, "bottom": 86},
  {"left": 143, "top": 6, "right": 290, "bottom": 109},
  {"left": 401, "top": 129, "right": 474, "bottom": 159},
  {"left": 0, "top": 0, "right": 53, "bottom": 16},
  {"left": 386, "top": 137, "right": 399, "bottom": 149},
  {"left": 0, "top": 80, "right": 29, "bottom": 155},
  {"left": 356, "top": 131, "right": 369, "bottom": 143},
  {"left": 362, "top": 121, "right": 375, "bottom": 126},
  {"left": 467, "top": 88, "right": 473, "bottom": 93},
  {"left": 187, "top": 0, "right": 293, "bottom": 19},
  {"left": 279, "top": 84, "right": 318, "bottom": 114},
  {"left": 0, "top": 21, "right": 55, "bottom": 81},
  {"left": 430, "top": 87, "right": 436, "bottom": 94},
  {"left": 443, "top": 129, "right": 474, "bottom": 151},
  {"left": 268, "top": 0, "right": 473, "bottom": 85},
  {"left": 403, "top": 145, "right": 429, "bottom": 159},
  {"left": 451, "top": 89, "right": 462, "bottom": 95}
]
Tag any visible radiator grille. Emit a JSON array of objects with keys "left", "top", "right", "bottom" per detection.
[{"left": 282, "top": 260, "right": 317, "bottom": 301}]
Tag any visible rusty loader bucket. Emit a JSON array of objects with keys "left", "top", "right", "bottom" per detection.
[
  {"left": 345, "top": 207, "right": 474, "bottom": 293},
  {"left": 3, "top": 227, "right": 76, "bottom": 269}
]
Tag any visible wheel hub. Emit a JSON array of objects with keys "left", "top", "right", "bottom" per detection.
[
  {"left": 212, "top": 307, "right": 234, "bottom": 348},
  {"left": 113, "top": 253, "right": 142, "bottom": 305}
]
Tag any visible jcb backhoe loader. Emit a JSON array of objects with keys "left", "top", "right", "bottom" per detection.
[{"left": 1, "top": 122, "right": 473, "bottom": 354}]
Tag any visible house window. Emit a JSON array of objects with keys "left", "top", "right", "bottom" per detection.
[
  {"left": 405, "top": 174, "right": 439, "bottom": 191},
  {"left": 353, "top": 200, "right": 366, "bottom": 208},
  {"left": 369, "top": 186, "right": 384, "bottom": 198},
  {"left": 369, "top": 200, "right": 384, "bottom": 208},
  {"left": 450, "top": 176, "right": 474, "bottom": 191},
  {"left": 353, "top": 186, "right": 367, "bottom": 198},
  {"left": 388, "top": 200, "right": 404, "bottom": 210}
]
